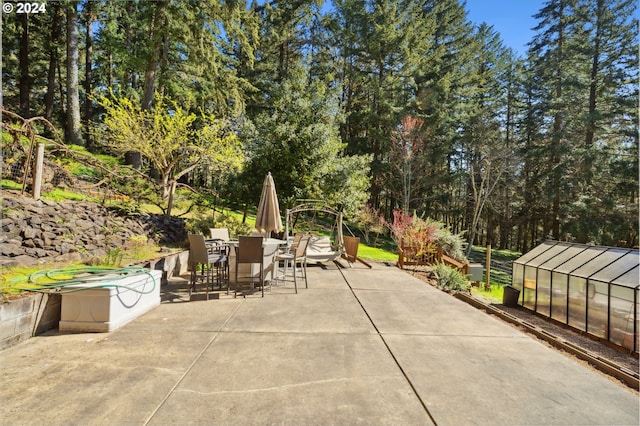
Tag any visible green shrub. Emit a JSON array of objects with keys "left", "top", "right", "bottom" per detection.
[
  {"left": 383, "top": 210, "right": 468, "bottom": 262},
  {"left": 436, "top": 230, "right": 468, "bottom": 263},
  {"left": 217, "top": 214, "right": 252, "bottom": 238},
  {"left": 186, "top": 213, "right": 252, "bottom": 239},
  {"left": 432, "top": 263, "right": 470, "bottom": 292},
  {"left": 186, "top": 217, "right": 216, "bottom": 235}
]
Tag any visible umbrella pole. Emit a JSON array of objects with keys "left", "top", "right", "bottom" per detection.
[{"left": 285, "top": 209, "right": 290, "bottom": 240}]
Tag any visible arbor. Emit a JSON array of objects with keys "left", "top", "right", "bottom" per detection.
[{"left": 99, "top": 94, "right": 243, "bottom": 216}]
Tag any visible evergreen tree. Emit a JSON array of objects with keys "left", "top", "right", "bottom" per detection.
[
  {"left": 238, "top": 63, "right": 370, "bottom": 214},
  {"left": 528, "top": 0, "right": 638, "bottom": 245},
  {"left": 411, "top": 0, "right": 475, "bottom": 226},
  {"left": 529, "top": 0, "right": 582, "bottom": 240},
  {"left": 568, "top": 0, "right": 639, "bottom": 245},
  {"left": 44, "top": 3, "right": 63, "bottom": 125},
  {"left": 332, "top": 0, "right": 429, "bottom": 211},
  {"left": 460, "top": 22, "right": 511, "bottom": 252}
]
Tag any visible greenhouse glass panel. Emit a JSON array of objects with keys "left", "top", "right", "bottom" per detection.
[
  {"left": 526, "top": 243, "right": 572, "bottom": 268},
  {"left": 612, "top": 265, "right": 639, "bottom": 288},
  {"left": 537, "top": 269, "right": 551, "bottom": 315},
  {"left": 540, "top": 243, "right": 590, "bottom": 271},
  {"left": 515, "top": 241, "right": 557, "bottom": 264},
  {"left": 608, "top": 285, "right": 636, "bottom": 350},
  {"left": 512, "top": 263, "right": 524, "bottom": 293},
  {"left": 636, "top": 299, "right": 639, "bottom": 352},
  {"left": 568, "top": 276, "right": 587, "bottom": 331},
  {"left": 553, "top": 246, "right": 608, "bottom": 275},
  {"left": 571, "top": 248, "right": 629, "bottom": 279},
  {"left": 589, "top": 251, "right": 637, "bottom": 287},
  {"left": 586, "top": 280, "right": 608, "bottom": 338},
  {"left": 551, "top": 272, "right": 568, "bottom": 322},
  {"left": 523, "top": 266, "right": 537, "bottom": 309}
]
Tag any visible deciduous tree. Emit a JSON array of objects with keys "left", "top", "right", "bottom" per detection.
[{"left": 98, "top": 94, "right": 243, "bottom": 215}]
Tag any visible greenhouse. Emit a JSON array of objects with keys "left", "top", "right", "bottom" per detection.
[{"left": 511, "top": 241, "right": 639, "bottom": 353}]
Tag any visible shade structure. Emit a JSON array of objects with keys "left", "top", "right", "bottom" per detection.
[{"left": 255, "top": 172, "right": 282, "bottom": 236}]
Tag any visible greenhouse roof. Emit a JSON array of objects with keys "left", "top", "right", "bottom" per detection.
[{"left": 514, "top": 241, "right": 639, "bottom": 289}]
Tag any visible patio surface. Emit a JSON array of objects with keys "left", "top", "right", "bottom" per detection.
[{"left": 1, "top": 261, "right": 638, "bottom": 425}]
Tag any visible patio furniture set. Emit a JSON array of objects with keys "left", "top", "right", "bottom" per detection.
[{"left": 187, "top": 228, "right": 310, "bottom": 299}]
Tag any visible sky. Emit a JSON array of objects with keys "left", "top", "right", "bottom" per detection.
[{"left": 464, "top": 0, "right": 546, "bottom": 56}]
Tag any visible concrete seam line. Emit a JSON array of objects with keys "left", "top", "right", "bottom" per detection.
[
  {"left": 143, "top": 301, "right": 245, "bottom": 425},
  {"left": 337, "top": 267, "right": 439, "bottom": 426}
]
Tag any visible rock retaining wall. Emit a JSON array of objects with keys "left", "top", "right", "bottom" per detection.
[{"left": 1, "top": 190, "right": 187, "bottom": 267}]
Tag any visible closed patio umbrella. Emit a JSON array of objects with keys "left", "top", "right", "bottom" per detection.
[{"left": 255, "top": 172, "right": 282, "bottom": 237}]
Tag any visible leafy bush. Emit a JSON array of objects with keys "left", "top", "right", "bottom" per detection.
[
  {"left": 432, "top": 263, "right": 470, "bottom": 292},
  {"left": 216, "top": 214, "right": 252, "bottom": 238},
  {"left": 436, "top": 230, "right": 468, "bottom": 263},
  {"left": 186, "top": 217, "right": 216, "bottom": 235},
  {"left": 351, "top": 204, "right": 385, "bottom": 244},
  {"left": 383, "top": 210, "right": 439, "bottom": 256},
  {"left": 383, "top": 210, "right": 468, "bottom": 262},
  {"left": 186, "top": 213, "right": 252, "bottom": 239}
]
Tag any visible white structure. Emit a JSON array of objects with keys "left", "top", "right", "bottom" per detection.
[{"left": 59, "top": 269, "right": 162, "bottom": 333}]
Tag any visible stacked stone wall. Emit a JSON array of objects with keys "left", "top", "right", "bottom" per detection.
[{"left": 1, "top": 190, "right": 187, "bottom": 267}]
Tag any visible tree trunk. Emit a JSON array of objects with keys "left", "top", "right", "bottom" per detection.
[
  {"left": 19, "top": 14, "right": 30, "bottom": 118},
  {"left": 584, "top": 0, "right": 603, "bottom": 186},
  {"left": 166, "top": 180, "right": 176, "bottom": 217},
  {"left": 130, "top": 2, "right": 167, "bottom": 168},
  {"left": 45, "top": 4, "right": 62, "bottom": 123},
  {"left": 84, "top": 3, "right": 95, "bottom": 151},
  {"left": 550, "top": 3, "right": 565, "bottom": 241},
  {"left": 66, "top": 3, "right": 83, "bottom": 146},
  {"left": 141, "top": 2, "right": 166, "bottom": 111}
]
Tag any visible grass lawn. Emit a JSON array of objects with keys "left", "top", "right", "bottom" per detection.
[
  {"left": 471, "top": 284, "right": 505, "bottom": 304},
  {"left": 2, "top": 176, "right": 520, "bottom": 304},
  {"left": 356, "top": 243, "right": 398, "bottom": 262},
  {"left": 467, "top": 245, "right": 521, "bottom": 303}
]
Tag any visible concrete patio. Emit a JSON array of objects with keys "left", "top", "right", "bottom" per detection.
[{"left": 1, "top": 261, "right": 638, "bottom": 425}]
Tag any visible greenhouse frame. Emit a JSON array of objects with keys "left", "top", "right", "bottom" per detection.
[{"left": 511, "top": 241, "right": 639, "bottom": 353}]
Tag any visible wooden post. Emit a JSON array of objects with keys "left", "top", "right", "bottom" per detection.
[
  {"left": 485, "top": 244, "right": 491, "bottom": 290},
  {"left": 32, "top": 142, "right": 45, "bottom": 200}
]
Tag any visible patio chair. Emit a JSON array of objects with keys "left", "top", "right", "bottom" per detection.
[
  {"left": 188, "top": 234, "right": 229, "bottom": 299},
  {"left": 274, "top": 234, "right": 310, "bottom": 293},
  {"left": 206, "top": 238, "right": 230, "bottom": 294},
  {"left": 234, "top": 236, "right": 265, "bottom": 298},
  {"left": 279, "top": 232, "right": 304, "bottom": 255},
  {"left": 209, "top": 228, "right": 230, "bottom": 242}
]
